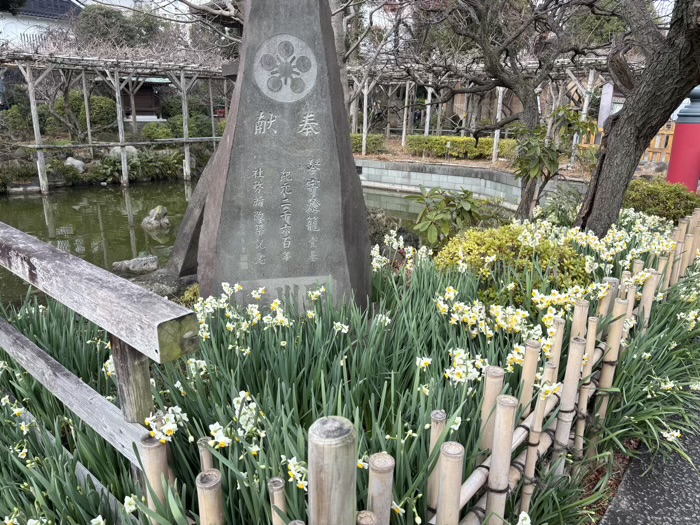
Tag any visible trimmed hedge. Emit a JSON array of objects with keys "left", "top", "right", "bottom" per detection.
[
  {"left": 351, "top": 133, "right": 386, "bottom": 154},
  {"left": 624, "top": 178, "right": 700, "bottom": 224},
  {"left": 406, "top": 136, "right": 517, "bottom": 160}
]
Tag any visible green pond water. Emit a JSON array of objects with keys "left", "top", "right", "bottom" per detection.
[{"left": 0, "top": 181, "right": 419, "bottom": 303}]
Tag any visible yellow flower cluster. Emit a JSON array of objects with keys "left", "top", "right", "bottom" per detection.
[{"left": 444, "top": 348, "right": 488, "bottom": 386}]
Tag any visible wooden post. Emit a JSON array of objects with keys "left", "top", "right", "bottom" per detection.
[
  {"left": 492, "top": 87, "right": 505, "bottom": 163},
  {"left": 519, "top": 340, "right": 541, "bottom": 413},
  {"left": 367, "top": 453, "right": 394, "bottom": 525},
  {"left": 424, "top": 83, "right": 433, "bottom": 136},
  {"left": 308, "top": 417, "right": 356, "bottom": 525},
  {"left": 427, "top": 409, "right": 447, "bottom": 515},
  {"left": 436, "top": 442, "right": 464, "bottom": 525},
  {"left": 401, "top": 81, "right": 411, "bottom": 147},
  {"left": 573, "top": 318, "right": 598, "bottom": 459},
  {"left": 552, "top": 337, "right": 586, "bottom": 476},
  {"left": 268, "top": 477, "right": 287, "bottom": 525},
  {"left": 18, "top": 64, "right": 49, "bottom": 193},
  {"left": 197, "top": 469, "right": 224, "bottom": 525},
  {"left": 639, "top": 270, "right": 661, "bottom": 331},
  {"left": 357, "top": 512, "right": 377, "bottom": 525},
  {"left": 485, "top": 396, "right": 517, "bottom": 525},
  {"left": 351, "top": 96, "right": 358, "bottom": 134},
  {"left": 680, "top": 233, "right": 695, "bottom": 278},
  {"left": 110, "top": 335, "right": 153, "bottom": 425},
  {"left": 632, "top": 259, "right": 644, "bottom": 276},
  {"left": 110, "top": 69, "right": 130, "bottom": 186},
  {"left": 571, "top": 300, "right": 589, "bottom": 341},
  {"left": 520, "top": 362, "right": 555, "bottom": 514},
  {"left": 671, "top": 241, "right": 684, "bottom": 286},
  {"left": 208, "top": 78, "right": 217, "bottom": 150},
  {"left": 435, "top": 89, "right": 443, "bottom": 136},
  {"left": 678, "top": 218, "right": 689, "bottom": 238},
  {"left": 480, "top": 367, "right": 505, "bottom": 455},
  {"left": 597, "top": 277, "right": 619, "bottom": 318},
  {"left": 619, "top": 271, "right": 632, "bottom": 299},
  {"left": 692, "top": 224, "right": 700, "bottom": 263},
  {"left": 362, "top": 79, "right": 370, "bottom": 156},
  {"left": 550, "top": 317, "right": 566, "bottom": 380},
  {"left": 141, "top": 436, "right": 169, "bottom": 515},
  {"left": 181, "top": 70, "right": 192, "bottom": 181},
  {"left": 198, "top": 438, "right": 214, "bottom": 471},
  {"left": 657, "top": 256, "right": 669, "bottom": 291},
  {"left": 81, "top": 72, "right": 94, "bottom": 159}
]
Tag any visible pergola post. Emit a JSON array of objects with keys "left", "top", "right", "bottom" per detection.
[
  {"left": 351, "top": 95, "right": 358, "bottom": 134},
  {"left": 208, "top": 78, "right": 217, "bottom": 149},
  {"left": 362, "top": 79, "right": 370, "bottom": 156},
  {"left": 181, "top": 70, "right": 191, "bottom": 181},
  {"left": 424, "top": 80, "right": 433, "bottom": 137},
  {"left": 570, "top": 69, "right": 596, "bottom": 166},
  {"left": 101, "top": 69, "right": 132, "bottom": 187},
  {"left": 492, "top": 87, "right": 505, "bottom": 163},
  {"left": 18, "top": 64, "right": 51, "bottom": 194},
  {"left": 401, "top": 81, "right": 411, "bottom": 147},
  {"left": 81, "top": 72, "right": 94, "bottom": 159}
]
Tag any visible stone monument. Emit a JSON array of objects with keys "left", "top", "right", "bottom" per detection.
[{"left": 184, "top": 0, "right": 371, "bottom": 306}]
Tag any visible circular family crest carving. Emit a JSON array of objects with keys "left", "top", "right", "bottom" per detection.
[{"left": 254, "top": 34, "right": 318, "bottom": 103}]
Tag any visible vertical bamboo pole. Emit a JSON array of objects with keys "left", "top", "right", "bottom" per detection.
[
  {"left": 198, "top": 438, "right": 214, "bottom": 471},
  {"left": 552, "top": 337, "right": 586, "bottom": 476},
  {"left": 362, "top": 79, "right": 370, "bottom": 155},
  {"left": 180, "top": 70, "right": 192, "bottom": 181},
  {"left": 519, "top": 341, "right": 541, "bottom": 414},
  {"left": 197, "top": 469, "right": 224, "bottom": 525},
  {"left": 571, "top": 300, "right": 589, "bottom": 340},
  {"left": 550, "top": 317, "right": 566, "bottom": 380},
  {"left": 427, "top": 410, "right": 447, "bottom": 515},
  {"left": 692, "top": 224, "right": 700, "bottom": 264},
  {"left": 519, "top": 363, "right": 555, "bottom": 514},
  {"left": 632, "top": 259, "right": 644, "bottom": 276},
  {"left": 657, "top": 256, "right": 669, "bottom": 291},
  {"left": 485, "top": 396, "right": 518, "bottom": 525},
  {"left": 619, "top": 271, "right": 632, "bottom": 299},
  {"left": 588, "top": 298, "right": 628, "bottom": 457},
  {"left": 573, "top": 317, "right": 599, "bottom": 459},
  {"left": 268, "top": 477, "right": 287, "bottom": 525},
  {"left": 680, "top": 233, "right": 695, "bottom": 278},
  {"left": 357, "top": 511, "right": 377, "bottom": 525},
  {"left": 401, "top": 81, "right": 410, "bottom": 147},
  {"left": 81, "top": 72, "right": 94, "bottom": 159},
  {"left": 492, "top": 87, "right": 505, "bottom": 163},
  {"left": 21, "top": 65, "right": 48, "bottom": 193},
  {"left": 290, "top": 522, "right": 305, "bottom": 525},
  {"left": 141, "top": 436, "right": 169, "bottom": 516},
  {"left": 308, "top": 417, "right": 356, "bottom": 525},
  {"left": 480, "top": 367, "right": 505, "bottom": 455},
  {"left": 671, "top": 241, "right": 684, "bottom": 286},
  {"left": 436, "top": 442, "right": 464, "bottom": 525},
  {"left": 625, "top": 285, "right": 637, "bottom": 322},
  {"left": 678, "top": 218, "right": 689, "bottom": 239},
  {"left": 639, "top": 270, "right": 661, "bottom": 331},
  {"left": 367, "top": 453, "right": 394, "bottom": 525},
  {"left": 596, "top": 277, "right": 619, "bottom": 318}
]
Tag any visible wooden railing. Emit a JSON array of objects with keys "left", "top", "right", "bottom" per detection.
[{"left": 581, "top": 121, "right": 676, "bottom": 163}]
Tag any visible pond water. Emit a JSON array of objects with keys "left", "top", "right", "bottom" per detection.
[{"left": 0, "top": 181, "right": 419, "bottom": 303}]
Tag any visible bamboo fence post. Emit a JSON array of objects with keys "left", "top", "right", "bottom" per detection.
[
  {"left": 436, "top": 442, "right": 464, "bottom": 525},
  {"left": 308, "top": 417, "right": 357, "bottom": 525},
  {"left": 552, "top": 337, "right": 586, "bottom": 477},
  {"left": 573, "top": 318, "right": 599, "bottom": 459},
  {"left": 657, "top": 256, "right": 669, "bottom": 291},
  {"left": 672, "top": 226, "right": 681, "bottom": 244},
  {"left": 632, "top": 259, "right": 644, "bottom": 276},
  {"left": 427, "top": 410, "right": 447, "bottom": 515},
  {"left": 520, "top": 363, "right": 556, "bottom": 514},
  {"left": 519, "top": 341, "right": 541, "bottom": 414},
  {"left": 550, "top": 317, "right": 566, "bottom": 380},
  {"left": 141, "top": 436, "right": 169, "bottom": 517},
  {"left": 671, "top": 241, "right": 684, "bottom": 286},
  {"left": 290, "top": 522, "right": 305, "bottom": 525},
  {"left": 596, "top": 277, "right": 618, "bottom": 318},
  {"left": 485, "top": 396, "right": 518, "bottom": 525},
  {"left": 588, "top": 298, "right": 628, "bottom": 457},
  {"left": 619, "top": 271, "right": 631, "bottom": 299},
  {"left": 692, "top": 224, "right": 700, "bottom": 263},
  {"left": 198, "top": 437, "right": 214, "bottom": 471},
  {"left": 197, "top": 469, "right": 224, "bottom": 525},
  {"left": 679, "top": 218, "right": 689, "bottom": 239},
  {"left": 367, "top": 453, "right": 395, "bottom": 525},
  {"left": 357, "top": 511, "right": 377, "bottom": 525},
  {"left": 625, "top": 285, "right": 636, "bottom": 324},
  {"left": 268, "top": 477, "right": 287, "bottom": 525},
  {"left": 571, "top": 300, "right": 589, "bottom": 340},
  {"left": 680, "top": 233, "right": 695, "bottom": 278},
  {"left": 639, "top": 271, "right": 661, "bottom": 331},
  {"left": 543, "top": 360, "right": 557, "bottom": 384},
  {"left": 480, "top": 367, "right": 505, "bottom": 457}
]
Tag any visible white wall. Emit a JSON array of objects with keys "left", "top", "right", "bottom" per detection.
[{"left": 0, "top": 14, "right": 69, "bottom": 44}]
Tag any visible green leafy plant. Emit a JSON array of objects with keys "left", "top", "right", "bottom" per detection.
[
  {"left": 406, "top": 135, "right": 518, "bottom": 160},
  {"left": 624, "top": 178, "right": 700, "bottom": 223},
  {"left": 168, "top": 114, "right": 213, "bottom": 138},
  {"left": 405, "top": 185, "right": 482, "bottom": 246},
  {"left": 350, "top": 133, "right": 386, "bottom": 154},
  {"left": 142, "top": 122, "right": 174, "bottom": 140},
  {"left": 541, "top": 182, "right": 584, "bottom": 226}
]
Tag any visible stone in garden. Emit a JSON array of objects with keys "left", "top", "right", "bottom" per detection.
[
  {"left": 196, "top": 0, "right": 371, "bottom": 306},
  {"left": 112, "top": 256, "right": 159, "bottom": 275},
  {"left": 64, "top": 157, "right": 85, "bottom": 173},
  {"left": 141, "top": 206, "right": 170, "bottom": 231},
  {"left": 109, "top": 145, "right": 138, "bottom": 158}
]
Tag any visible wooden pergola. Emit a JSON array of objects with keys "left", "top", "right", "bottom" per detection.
[{"left": 0, "top": 52, "right": 234, "bottom": 193}]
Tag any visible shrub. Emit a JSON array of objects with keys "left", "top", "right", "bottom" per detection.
[
  {"left": 142, "top": 122, "right": 174, "bottom": 140},
  {"left": 216, "top": 119, "right": 227, "bottom": 135},
  {"left": 0, "top": 173, "right": 8, "bottom": 193},
  {"left": 350, "top": 133, "right": 386, "bottom": 154},
  {"left": 53, "top": 91, "right": 117, "bottom": 131},
  {"left": 0, "top": 105, "right": 30, "bottom": 134},
  {"left": 623, "top": 178, "right": 700, "bottom": 224},
  {"left": 168, "top": 113, "right": 212, "bottom": 138},
  {"left": 435, "top": 223, "right": 589, "bottom": 304},
  {"left": 47, "top": 160, "right": 80, "bottom": 183},
  {"left": 405, "top": 135, "right": 517, "bottom": 160},
  {"left": 177, "top": 284, "right": 201, "bottom": 309},
  {"left": 3, "top": 164, "right": 37, "bottom": 185},
  {"left": 89, "top": 150, "right": 183, "bottom": 183}
]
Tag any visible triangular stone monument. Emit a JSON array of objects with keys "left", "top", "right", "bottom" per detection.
[{"left": 177, "top": 0, "right": 371, "bottom": 306}]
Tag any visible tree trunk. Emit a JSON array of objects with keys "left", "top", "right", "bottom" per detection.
[
  {"left": 577, "top": 26, "right": 700, "bottom": 235},
  {"left": 514, "top": 94, "right": 541, "bottom": 218}
]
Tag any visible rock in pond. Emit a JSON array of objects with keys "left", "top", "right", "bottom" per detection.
[
  {"left": 64, "top": 157, "right": 86, "bottom": 173},
  {"left": 141, "top": 206, "right": 171, "bottom": 231},
  {"left": 112, "top": 256, "right": 159, "bottom": 275}
]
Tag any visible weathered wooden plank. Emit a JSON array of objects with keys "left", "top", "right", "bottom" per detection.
[
  {"left": 111, "top": 335, "right": 154, "bottom": 425},
  {"left": 0, "top": 318, "right": 147, "bottom": 467},
  {"left": 0, "top": 222, "right": 198, "bottom": 363}
]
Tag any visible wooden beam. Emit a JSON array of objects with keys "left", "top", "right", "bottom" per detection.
[
  {"left": 0, "top": 319, "right": 147, "bottom": 467},
  {"left": 81, "top": 72, "right": 94, "bottom": 159},
  {"left": 17, "top": 64, "right": 48, "bottom": 194},
  {"left": 0, "top": 222, "right": 198, "bottom": 363}
]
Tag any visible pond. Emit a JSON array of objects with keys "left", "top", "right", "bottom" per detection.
[{"left": 0, "top": 181, "right": 419, "bottom": 303}]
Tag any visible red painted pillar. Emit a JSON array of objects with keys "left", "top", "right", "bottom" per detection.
[{"left": 667, "top": 87, "right": 700, "bottom": 192}]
